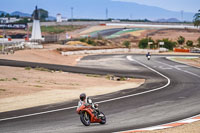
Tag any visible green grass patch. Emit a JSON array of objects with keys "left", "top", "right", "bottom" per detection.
[
  {"left": 29, "top": 25, "right": 84, "bottom": 34},
  {"left": 0, "top": 45, "right": 2, "bottom": 51},
  {"left": 25, "top": 66, "right": 54, "bottom": 72},
  {"left": 34, "top": 67, "right": 52, "bottom": 72},
  {"left": 86, "top": 74, "right": 101, "bottom": 78},
  {"left": 0, "top": 78, "right": 9, "bottom": 81},
  {"left": 25, "top": 67, "right": 31, "bottom": 70},
  {"left": 12, "top": 78, "right": 18, "bottom": 81},
  {"left": 120, "top": 77, "right": 127, "bottom": 81},
  {"left": 106, "top": 74, "right": 112, "bottom": 79},
  {"left": 0, "top": 89, "right": 6, "bottom": 91},
  {"left": 34, "top": 85, "right": 43, "bottom": 88}
]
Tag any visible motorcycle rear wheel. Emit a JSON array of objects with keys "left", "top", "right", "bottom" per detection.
[{"left": 80, "top": 111, "right": 90, "bottom": 126}]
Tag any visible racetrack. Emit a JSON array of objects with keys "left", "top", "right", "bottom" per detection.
[{"left": 0, "top": 54, "right": 200, "bottom": 133}]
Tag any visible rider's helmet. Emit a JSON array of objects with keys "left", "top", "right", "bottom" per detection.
[{"left": 80, "top": 93, "right": 86, "bottom": 101}]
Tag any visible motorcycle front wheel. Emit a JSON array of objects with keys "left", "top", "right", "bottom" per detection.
[
  {"left": 80, "top": 111, "right": 90, "bottom": 126},
  {"left": 99, "top": 112, "right": 106, "bottom": 124}
]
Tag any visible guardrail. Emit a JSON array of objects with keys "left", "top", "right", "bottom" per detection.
[{"left": 190, "top": 48, "right": 200, "bottom": 53}]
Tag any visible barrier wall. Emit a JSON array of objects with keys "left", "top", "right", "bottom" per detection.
[{"left": 61, "top": 48, "right": 159, "bottom": 56}]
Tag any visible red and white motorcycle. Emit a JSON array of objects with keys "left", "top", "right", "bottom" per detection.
[{"left": 76, "top": 98, "right": 106, "bottom": 126}]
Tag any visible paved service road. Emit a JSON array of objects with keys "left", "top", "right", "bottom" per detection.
[{"left": 0, "top": 54, "right": 200, "bottom": 133}]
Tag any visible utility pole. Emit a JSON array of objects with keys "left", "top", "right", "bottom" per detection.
[
  {"left": 106, "top": 8, "right": 108, "bottom": 20},
  {"left": 130, "top": 13, "right": 133, "bottom": 20},
  {"left": 181, "top": 10, "right": 184, "bottom": 22},
  {"left": 71, "top": 7, "right": 74, "bottom": 26}
]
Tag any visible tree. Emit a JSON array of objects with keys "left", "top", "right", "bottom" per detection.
[
  {"left": 138, "top": 37, "right": 154, "bottom": 49},
  {"left": 32, "top": 8, "right": 48, "bottom": 21},
  {"left": 158, "top": 38, "right": 176, "bottom": 50},
  {"left": 177, "top": 36, "right": 185, "bottom": 45},
  {"left": 186, "top": 40, "right": 193, "bottom": 47},
  {"left": 0, "top": 13, "right": 5, "bottom": 17},
  {"left": 193, "top": 9, "right": 200, "bottom": 28},
  {"left": 5, "top": 13, "right": 10, "bottom": 17},
  {"left": 123, "top": 41, "right": 131, "bottom": 48}
]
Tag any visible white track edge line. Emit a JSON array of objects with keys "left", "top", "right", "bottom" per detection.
[{"left": 0, "top": 56, "right": 170, "bottom": 122}]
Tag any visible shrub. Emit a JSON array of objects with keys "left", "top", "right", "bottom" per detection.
[
  {"left": 139, "top": 38, "right": 148, "bottom": 49},
  {"left": 80, "top": 38, "right": 97, "bottom": 46},
  {"left": 80, "top": 38, "right": 87, "bottom": 42},
  {"left": 25, "top": 67, "right": 31, "bottom": 70},
  {"left": 12, "top": 78, "right": 18, "bottom": 81},
  {"left": 186, "top": 40, "right": 193, "bottom": 47},
  {"left": 123, "top": 41, "right": 131, "bottom": 48},
  {"left": 87, "top": 39, "right": 96, "bottom": 46},
  {"left": 138, "top": 38, "right": 154, "bottom": 49},
  {"left": 177, "top": 36, "right": 185, "bottom": 45}
]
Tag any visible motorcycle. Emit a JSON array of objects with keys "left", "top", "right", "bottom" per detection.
[
  {"left": 147, "top": 55, "right": 151, "bottom": 60},
  {"left": 76, "top": 98, "right": 106, "bottom": 126}
]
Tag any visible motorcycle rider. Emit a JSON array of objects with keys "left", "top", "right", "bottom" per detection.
[
  {"left": 77, "top": 93, "right": 87, "bottom": 110},
  {"left": 146, "top": 52, "right": 151, "bottom": 60},
  {"left": 77, "top": 93, "right": 100, "bottom": 116}
]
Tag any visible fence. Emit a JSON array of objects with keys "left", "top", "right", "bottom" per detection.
[{"left": 44, "top": 35, "right": 59, "bottom": 43}]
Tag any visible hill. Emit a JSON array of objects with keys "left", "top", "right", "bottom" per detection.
[{"left": 11, "top": 11, "right": 31, "bottom": 17}]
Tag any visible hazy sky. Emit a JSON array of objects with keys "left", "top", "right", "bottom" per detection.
[
  {"left": 112, "top": 0, "right": 200, "bottom": 12},
  {"left": 0, "top": 0, "right": 199, "bottom": 17}
]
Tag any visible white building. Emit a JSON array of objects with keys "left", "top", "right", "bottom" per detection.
[
  {"left": 56, "top": 13, "right": 68, "bottom": 22},
  {"left": 56, "top": 14, "right": 62, "bottom": 22},
  {"left": 0, "top": 17, "right": 21, "bottom": 23}
]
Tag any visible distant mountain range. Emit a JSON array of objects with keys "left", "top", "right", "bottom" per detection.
[
  {"left": 0, "top": 11, "right": 55, "bottom": 20},
  {"left": 0, "top": 11, "right": 7, "bottom": 15},
  {"left": 11, "top": 11, "right": 31, "bottom": 17}
]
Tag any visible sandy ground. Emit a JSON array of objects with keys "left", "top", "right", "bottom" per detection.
[
  {"left": 149, "top": 29, "right": 200, "bottom": 45},
  {"left": 0, "top": 46, "right": 83, "bottom": 66},
  {"left": 0, "top": 66, "right": 144, "bottom": 112},
  {"left": 172, "top": 58, "right": 200, "bottom": 68}
]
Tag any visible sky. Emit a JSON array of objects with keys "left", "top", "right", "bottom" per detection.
[
  {"left": 112, "top": 0, "right": 200, "bottom": 13},
  {"left": 0, "top": 0, "right": 199, "bottom": 19}
]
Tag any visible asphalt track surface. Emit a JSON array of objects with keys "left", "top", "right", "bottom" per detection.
[
  {"left": 90, "top": 28, "right": 124, "bottom": 38},
  {"left": 0, "top": 54, "right": 200, "bottom": 133}
]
